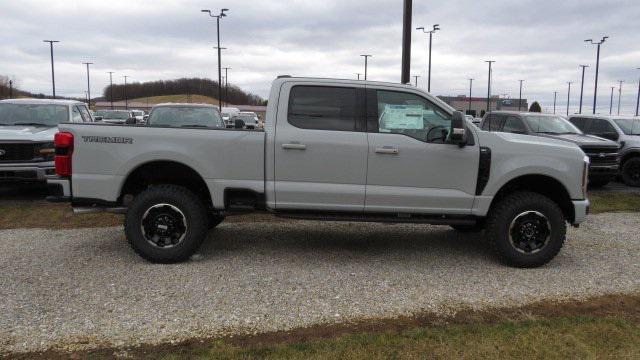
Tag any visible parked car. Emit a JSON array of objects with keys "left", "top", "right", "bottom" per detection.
[
  {"left": 0, "top": 98, "right": 93, "bottom": 184},
  {"left": 48, "top": 77, "right": 589, "bottom": 268},
  {"left": 220, "top": 106, "right": 240, "bottom": 127},
  {"left": 131, "top": 110, "right": 146, "bottom": 122},
  {"left": 232, "top": 111, "right": 261, "bottom": 129},
  {"left": 146, "top": 103, "right": 224, "bottom": 128},
  {"left": 479, "top": 111, "right": 619, "bottom": 187},
  {"left": 94, "top": 109, "right": 135, "bottom": 124},
  {"left": 568, "top": 114, "right": 640, "bottom": 187}
]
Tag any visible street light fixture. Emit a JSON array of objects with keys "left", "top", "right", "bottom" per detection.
[
  {"left": 43, "top": 40, "right": 60, "bottom": 98},
  {"left": 360, "top": 55, "right": 372, "bottom": 81},
  {"left": 416, "top": 24, "right": 440, "bottom": 92},
  {"left": 578, "top": 65, "right": 589, "bottom": 114},
  {"left": 202, "top": 8, "right": 229, "bottom": 111},
  {"left": 485, "top": 60, "right": 495, "bottom": 114},
  {"left": 585, "top": 36, "right": 608, "bottom": 114},
  {"left": 82, "top": 62, "right": 93, "bottom": 107},
  {"left": 107, "top": 72, "right": 115, "bottom": 109}
]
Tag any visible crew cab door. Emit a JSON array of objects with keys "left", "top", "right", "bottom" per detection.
[
  {"left": 273, "top": 83, "right": 368, "bottom": 211},
  {"left": 364, "top": 88, "right": 479, "bottom": 214}
]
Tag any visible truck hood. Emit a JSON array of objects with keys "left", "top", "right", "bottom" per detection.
[
  {"left": 0, "top": 125, "right": 57, "bottom": 142},
  {"left": 536, "top": 133, "right": 619, "bottom": 148}
]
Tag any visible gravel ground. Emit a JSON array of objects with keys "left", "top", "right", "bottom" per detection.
[{"left": 1, "top": 213, "right": 639, "bottom": 354}]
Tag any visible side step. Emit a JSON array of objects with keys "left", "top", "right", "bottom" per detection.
[{"left": 275, "top": 211, "right": 477, "bottom": 225}]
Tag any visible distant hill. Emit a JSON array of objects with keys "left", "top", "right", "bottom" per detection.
[{"left": 129, "top": 94, "right": 223, "bottom": 106}]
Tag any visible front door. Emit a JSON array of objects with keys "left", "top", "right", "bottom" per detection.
[{"left": 365, "top": 88, "right": 479, "bottom": 214}]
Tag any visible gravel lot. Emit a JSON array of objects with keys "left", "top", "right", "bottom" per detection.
[{"left": 1, "top": 213, "right": 639, "bottom": 354}]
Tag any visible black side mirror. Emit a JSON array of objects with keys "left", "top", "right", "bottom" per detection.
[
  {"left": 234, "top": 119, "right": 245, "bottom": 129},
  {"left": 125, "top": 117, "right": 137, "bottom": 125},
  {"left": 94, "top": 116, "right": 103, "bottom": 121},
  {"left": 451, "top": 111, "right": 468, "bottom": 147}
]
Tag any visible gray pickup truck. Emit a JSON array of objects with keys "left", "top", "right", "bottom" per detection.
[
  {"left": 47, "top": 77, "right": 590, "bottom": 268},
  {"left": 0, "top": 98, "right": 93, "bottom": 183}
]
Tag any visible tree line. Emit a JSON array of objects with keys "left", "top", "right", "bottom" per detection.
[
  {"left": 0, "top": 75, "right": 50, "bottom": 100},
  {"left": 102, "top": 77, "right": 265, "bottom": 105}
]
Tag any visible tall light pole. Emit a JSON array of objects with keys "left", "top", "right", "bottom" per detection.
[
  {"left": 609, "top": 86, "right": 615, "bottom": 115},
  {"left": 202, "top": 8, "right": 229, "bottom": 111},
  {"left": 107, "top": 71, "right": 115, "bottom": 109},
  {"left": 123, "top": 75, "right": 129, "bottom": 110},
  {"left": 585, "top": 36, "right": 608, "bottom": 114},
  {"left": 413, "top": 75, "right": 420, "bottom": 87},
  {"left": 82, "top": 62, "right": 93, "bottom": 106},
  {"left": 355, "top": 73, "right": 362, "bottom": 80},
  {"left": 468, "top": 78, "right": 473, "bottom": 113},
  {"left": 566, "top": 82, "right": 573, "bottom": 116},
  {"left": 360, "top": 54, "right": 372, "bottom": 81},
  {"left": 8, "top": 80, "right": 12, "bottom": 99},
  {"left": 578, "top": 65, "right": 589, "bottom": 113},
  {"left": 617, "top": 80, "right": 624, "bottom": 115},
  {"left": 416, "top": 24, "right": 440, "bottom": 92},
  {"left": 223, "top": 66, "right": 231, "bottom": 106},
  {"left": 485, "top": 60, "right": 495, "bottom": 114},
  {"left": 553, "top": 91, "right": 557, "bottom": 114},
  {"left": 636, "top": 68, "right": 640, "bottom": 117},
  {"left": 400, "top": 0, "right": 412, "bottom": 84},
  {"left": 43, "top": 40, "right": 60, "bottom": 98},
  {"left": 518, "top": 80, "right": 524, "bottom": 111}
]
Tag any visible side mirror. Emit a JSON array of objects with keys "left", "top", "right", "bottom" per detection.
[
  {"left": 125, "top": 117, "right": 137, "bottom": 125},
  {"left": 451, "top": 111, "right": 468, "bottom": 147},
  {"left": 94, "top": 116, "right": 103, "bottom": 121},
  {"left": 234, "top": 119, "right": 245, "bottom": 129}
]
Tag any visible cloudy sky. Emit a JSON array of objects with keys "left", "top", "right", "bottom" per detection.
[{"left": 1, "top": 0, "right": 639, "bottom": 114}]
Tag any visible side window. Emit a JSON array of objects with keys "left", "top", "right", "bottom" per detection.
[
  {"left": 376, "top": 90, "right": 451, "bottom": 143},
  {"left": 569, "top": 117, "right": 590, "bottom": 132},
  {"left": 589, "top": 119, "right": 615, "bottom": 133},
  {"left": 489, "top": 114, "right": 504, "bottom": 131},
  {"left": 78, "top": 105, "right": 93, "bottom": 122},
  {"left": 502, "top": 116, "right": 527, "bottom": 133},
  {"left": 288, "top": 86, "right": 357, "bottom": 131},
  {"left": 71, "top": 106, "right": 83, "bottom": 122},
  {"left": 481, "top": 115, "right": 492, "bottom": 131}
]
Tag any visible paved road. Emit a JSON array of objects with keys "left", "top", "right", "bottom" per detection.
[{"left": 1, "top": 213, "right": 639, "bottom": 354}]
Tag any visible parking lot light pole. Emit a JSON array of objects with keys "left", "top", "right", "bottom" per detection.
[
  {"left": 553, "top": 91, "right": 557, "bottom": 114},
  {"left": 107, "top": 72, "right": 115, "bottom": 109},
  {"left": 485, "top": 60, "right": 495, "bottom": 114},
  {"left": 566, "top": 82, "right": 573, "bottom": 116},
  {"left": 400, "top": 0, "right": 412, "bottom": 84},
  {"left": 82, "top": 62, "right": 93, "bottom": 107},
  {"left": 416, "top": 24, "right": 440, "bottom": 92},
  {"left": 518, "top": 80, "right": 524, "bottom": 111},
  {"left": 617, "top": 80, "right": 624, "bottom": 115},
  {"left": 43, "top": 40, "right": 60, "bottom": 98},
  {"left": 8, "top": 80, "right": 12, "bottom": 99},
  {"left": 413, "top": 75, "right": 420, "bottom": 87},
  {"left": 223, "top": 66, "right": 231, "bottom": 106},
  {"left": 585, "top": 36, "right": 608, "bottom": 114},
  {"left": 123, "top": 75, "right": 129, "bottom": 110},
  {"left": 202, "top": 8, "right": 228, "bottom": 111},
  {"left": 636, "top": 68, "right": 640, "bottom": 116},
  {"left": 578, "top": 65, "right": 588, "bottom": 114},
  {"left": 609, "top": 86, "right": 615, "bottom": 115},
  {"left": 355, "top": 73, "right": 362, "bottom": 80},
  {"left": 468, "top": 78, "right": 473, "bottom": 113},
  {"left": 360, "top": 55, "right": 372, "bottom": 81}
]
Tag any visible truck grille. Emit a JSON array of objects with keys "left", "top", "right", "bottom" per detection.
[
  {"left": 0, "top": 143, "right": 40, "bottom": 162},
  {"left": 581, "top": 146, "right": 619, "bottom": 166}
]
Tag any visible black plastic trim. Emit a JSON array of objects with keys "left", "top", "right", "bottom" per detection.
[
  {"left": 274, "top": 210, "right": 477, "bottom": 225},
  {"left": 475, "top": 146, "right": 491, "bottom": 195}
]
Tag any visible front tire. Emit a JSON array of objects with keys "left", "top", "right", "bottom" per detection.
[
  {"left": 125, "top": 185, "right": 208, "bottom": 263},
  {"left": 485, "top": 191, "right": 566, "bottom": 268},
  {"left": 622, "top": 158, "right": 640, "bottom": 187}
]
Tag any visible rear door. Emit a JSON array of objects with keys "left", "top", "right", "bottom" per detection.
[
  {"left": 364, "top": 88, "right": 479, "bottom": 214},
  {"left": 273, "top": 82, "right": 368, "bottom": 211}
]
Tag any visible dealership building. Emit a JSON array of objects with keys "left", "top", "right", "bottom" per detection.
[{"left": 437, "top": 95, "right": 528, "bottom": 117}]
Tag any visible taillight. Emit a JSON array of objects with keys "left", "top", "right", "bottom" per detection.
[{"left": 54, "top": 131, "right": 74, "bottom": 177}]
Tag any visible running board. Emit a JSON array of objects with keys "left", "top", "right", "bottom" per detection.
[
  {"left": 275, "top": 211, "right": 477, "bottom": 225},
  {"left": 73, "top": 207, "right": 127, "bottom": 214}
]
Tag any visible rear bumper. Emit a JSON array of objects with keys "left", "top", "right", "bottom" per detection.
[
  {"left": 572, "top": 199, "right": 590, "bottom": 225},
  {"left": 45, "top": 175, "right": 71, "bottom": 202},
  {"left": 0, "top": 161, "right": 55, "bottom": 182}
]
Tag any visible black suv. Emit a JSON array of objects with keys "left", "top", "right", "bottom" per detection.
[{"left": 480, "top": 111, "right": 620, "bottom": 187}]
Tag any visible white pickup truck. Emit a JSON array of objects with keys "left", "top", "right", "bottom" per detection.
[{"left": 47, "top": 77, "right": 590, "bottom": 267}]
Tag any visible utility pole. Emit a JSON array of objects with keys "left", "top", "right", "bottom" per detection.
[
  {"left": 355, "top": 73, "right": 362, "bottom": 80},
  {"left": 585, "top": 36, "right": 608, "bottom": 114},
  {"left": 578, "top": 65, "right": 588, "bottom": 113},
  {"left": 617, "top": 80, "right": 624, "bottom": 115},
  {"left": 609, "top": 86, "right": 615, "bottom": 115},
  {"left": 518, "top": 80, "right": 524, "bottom": 111},
  {"left": 8, "top": 80, "right": 12, "bottom": 99},
  {"left": 553, "top": 91, "right": 557, "bottom": 114},
  {"left": 360, "top": 55, "right": 372, "bottom": 81},
  {"left": 413, "top": 75, "right": 420, "bottom": 87},
  {"left": 123, "top": 75, "right": 129, "bottom": 110},
  {"left": 82, "top": 62, "right": 93, "bottom": 107},
  {"left": 43, "top": 40, "right": 60, "bottom": 98},
  {"left": 485, "top": 60, "right": 495, "bottom": 114},
  {"left": 202, "top": 8, "right": 229, "bottom": 111},
  {"left": 107, "top": 71, "right": 115, "bottom": 109},
  {"left": 567, "top": 81, "right": 573, "bottom": 116},
  {"left": 223, "top": 66, "right": 231, "bottom": 106},
  {"left": 400, "top": 0, "right": 412, "bottom": 84},
  {"left": 416, "top": 24, "right": 440, "bottom": 92},
  {"left": 468, "top": 78, "right": 473, "bottom": 113},
  {"left": 636, "top": 68, "right": 640, "bottom": 117}
]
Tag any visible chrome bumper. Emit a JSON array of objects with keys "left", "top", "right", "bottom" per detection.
[{"left": 572, "top": 199, "right": 590, "bottom": 225}]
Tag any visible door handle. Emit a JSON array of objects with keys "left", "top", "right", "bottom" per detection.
[
  {"left": 375, "top": 146, "right": 399, "bottom": 154},
  {"left": 282, "top": 143, "right": 307, "bottom": 150}
]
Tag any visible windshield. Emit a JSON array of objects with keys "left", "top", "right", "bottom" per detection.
[
  {"left": 0, "top": 103, "right": 69, "bottom": 126},
  {"left": 522, "top": 115, "right": 581, "bottom": 134},
  {"left": 131, "top": 110, "right": 144, "bottom": 116},
  {"left": 148, "top": 107, "right": 224, "bottom": 128},
  {"left": 613, "top": 118, "right": 640, "bottom": 135},
  {"left": 95, "top": 110, "right": 131, "bottom": 120}
]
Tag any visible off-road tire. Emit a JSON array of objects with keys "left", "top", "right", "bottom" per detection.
[
  {"left": 622, "top": 157, "right": 640, "bottom": 187},
  {"left": 125, "top": 185, "right": 208, "bottom": 263},
  {"left": 485, "top": 191, "right": 566, "bottom": 268}
]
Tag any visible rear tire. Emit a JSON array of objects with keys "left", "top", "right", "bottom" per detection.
[
  {"left": 125, "top": 184, "right": 208, "bottom": 263},
  {"left": 485, "top": 191, "right": 566, "bottom": 268},
  {"left": 622, "top": 157, "right": 640, "bottom": 187}
]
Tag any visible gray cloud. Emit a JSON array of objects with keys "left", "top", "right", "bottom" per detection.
[{"left": 1, "top": 0, "right": 638, "bottom": 114}]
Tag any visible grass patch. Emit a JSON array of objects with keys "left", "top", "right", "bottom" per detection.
[{"left": 588, "top": 191, "right": 640, "bottom": 214}]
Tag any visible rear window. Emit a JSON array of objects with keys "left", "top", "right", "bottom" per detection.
[
  {"left": 147, "top": 107, "right": 224, "bottom": 128},
  {"left": 288, "top": 86, "right": 357, "bottom": 131},
  {"left": 0, "top": 103, "right": 68, "bottom": 126}
]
